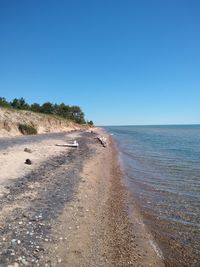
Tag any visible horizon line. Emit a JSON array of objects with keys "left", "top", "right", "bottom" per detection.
[{"left": 98, "top": 123, "right": 200, "bottom": 127}]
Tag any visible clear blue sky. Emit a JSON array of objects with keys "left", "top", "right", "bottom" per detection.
[{"left": 0, "top": 0, "right": 199, "bottom": 125}]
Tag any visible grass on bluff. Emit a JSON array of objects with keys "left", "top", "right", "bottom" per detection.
[{"left": 18, "top": 124, "right": 37, "bottom": 135}]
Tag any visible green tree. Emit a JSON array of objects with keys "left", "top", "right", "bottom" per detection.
[
  {"left": 10, "top": 98, "right": 20, "bottom": 109},
  {"left": 10, "top": 98, "right": 29, "bottom": 110},
  {"left": 69, "top": 106, "right": 85, "bottom": 124},
  {"left": 0, "top": 97, "right": 9, "bottom": 107},
  {"left": 30, "top": 103, "right": 41, "bottom": 113},
  {"left": 40, "top": 102, "right": 54, "bottom": 114},
  {"left": 55, "top": 103, "right": 70, "bottom": 118},
  {"left": 88, "top": 120, "right": 94, "bottom": 126}
]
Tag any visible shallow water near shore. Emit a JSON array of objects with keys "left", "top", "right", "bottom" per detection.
[{"left": 104, "top": 125, "right": 200, "bottom": 266}]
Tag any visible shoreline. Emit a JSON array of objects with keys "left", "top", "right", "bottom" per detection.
[
  {"left": 102, "top": 133, "right": 165, "bottom": 266},
  {"left": 0, "top": 128, "right": 165, "bottom": 266},
  {"left": 113, "top": 137, "right": 165, "bottom": 262}
]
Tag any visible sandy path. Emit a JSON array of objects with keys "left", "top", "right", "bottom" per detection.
[{"left": 0, "top": 129, "right": 165, "bottom": 266}]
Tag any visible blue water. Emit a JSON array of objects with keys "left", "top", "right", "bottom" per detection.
[{"left": 104, "top": 125, "right": 200, "bottom": 267}]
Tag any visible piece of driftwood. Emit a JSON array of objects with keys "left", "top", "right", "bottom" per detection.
[
  {"left": 55, "top": 140, "right": 79, "bottom": 147},
  {"left": 97, "top": 136, "right": 107, "bottom": 147}
]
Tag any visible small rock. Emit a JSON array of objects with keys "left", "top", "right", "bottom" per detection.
[
  {"left": 24, "top": 148, "right": 32, "bottom": 153},
  {"left": 13, "top": 263, "right": 19, "bottom": 267},
  {"left": 19, "top": 221, "right": 23, "bottom": 225},
  {"left": 17, "top": 240, "right": 21, "bottom": 244},
  {"left": 21, "top": 258, "right": 28, "bottom": 265},
  {"left": 25, "top": 159, "right": 32, "bottom": 165}
]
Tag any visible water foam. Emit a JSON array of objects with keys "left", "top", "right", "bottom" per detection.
[{"left": 149, "top": 239, "right": 163, "bottom": 259}]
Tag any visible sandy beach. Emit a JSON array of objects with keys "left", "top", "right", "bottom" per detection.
[{"left": 0, "top": 128, "right": 165, "bottom": 266}]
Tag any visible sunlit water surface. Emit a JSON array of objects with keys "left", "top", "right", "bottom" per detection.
[{"left": 105, "top": 125, "right": 200, "bottom": 266}]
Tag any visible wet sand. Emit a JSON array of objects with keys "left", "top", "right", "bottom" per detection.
[{"left": 0, "top": 129, "right": 164, "bottom": 266}]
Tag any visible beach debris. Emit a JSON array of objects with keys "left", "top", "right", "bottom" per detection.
[
  {"left": 21, "top": 258, "right": 28, "bottom": 266},
  {"left": 57, "top": 258, "right": 62, "bottom": 263},
  {"left": 56, "top": 140, "right": 79, "bottom": 147},
  {"left": 24, "top": 148, "right": 32, "bottom": 153},
  {"left": 24, "top": 158, "right": 32, "bottom": 165},
  {"left": 97, "top": 136, "right": 107, "bottom": 147}
]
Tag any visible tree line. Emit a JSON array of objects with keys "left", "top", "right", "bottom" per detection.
[{"left": 0, "top": 97, "right": 94, "bottom": 125}]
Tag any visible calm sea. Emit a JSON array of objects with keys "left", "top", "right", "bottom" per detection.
[{"left": 104, "top": 125, "right": 200, "bottom": 267}]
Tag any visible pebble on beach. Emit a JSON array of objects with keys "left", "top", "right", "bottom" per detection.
[
  {"left": 24, "top": 158, "right": 32, "bottom": 165},
  {"left": 24, "top": 148, "right": 32, "bottom": 153}
]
